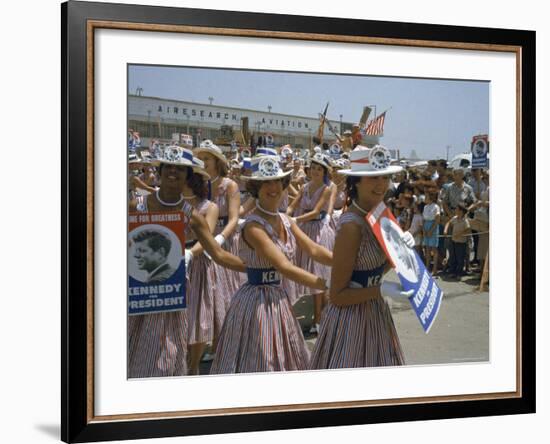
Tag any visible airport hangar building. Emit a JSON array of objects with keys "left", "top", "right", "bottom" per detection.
[{"left": 128, "top": 94, "right": 380, "bottom": 151}]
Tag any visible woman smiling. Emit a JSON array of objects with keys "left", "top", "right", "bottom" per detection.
[
  {"left": 210, "top": 154, "right": 332, "bottom": 374},
  {"left": 309, "top": 145, "right": 414, "bottom": 370}
]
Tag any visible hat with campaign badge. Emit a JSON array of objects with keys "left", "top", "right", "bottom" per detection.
[
  {"left": 337, "top": 145, "right": 403, "bottom": 177},
  {"left": 193, "top": 139, "right": 228, "bottom": 164},
  {"left": 241, "top": 155, "right": 292, "bottom": 181}
]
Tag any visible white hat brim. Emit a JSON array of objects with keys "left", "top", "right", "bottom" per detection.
[
  {"left": 337, "top": 165, "right": 403, "bottom": 176},
  {"left": 240, "top": 170, "right": 292, "bottom": 181},
  {"left": 151, "top": 158, "right": 195, "bottom": 168},
  {"left": 310, "top": 157, "right": 333, "bottom": 172},
  {"left": 193, "top": 147, "right": 228, "bottom": 164}
]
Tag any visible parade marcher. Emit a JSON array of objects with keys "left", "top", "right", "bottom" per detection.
[
  {"left": 128, "top": 146, "right": 246, "bottom": 378},
  {"left": 309, "top": 145, "right": 414, "bottom": 369},
  {"left": 180, "top": 157, "right": 219, "bottom": 375},
  {"left": 140, "top": 162, "right": 159, "bottom": 189},
  {"left": 194, "top": 140, "right": 245, "bottom": 357},
  {"left": 290, "top": 157, "right": 306, "bottom": 196},
  {"left": 329, "top": 158, "right": 349, "bottom": 229},
  {"left": 286, "top": 152, "right": 336, "bottom": 334},
  {"left": 210, "top": 154, "right": 333, "bottom": 374},
  {"left": 129, "top": 158, "right": 157, "bottom": 199},
  {"left": 240, "top": 147, "right": 290, "bottom": 216}
]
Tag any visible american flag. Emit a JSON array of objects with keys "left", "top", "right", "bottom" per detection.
[{"left": 365, "top": 112, "right": 386, "bottom": 136}]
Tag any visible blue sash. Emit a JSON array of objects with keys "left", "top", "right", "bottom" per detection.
[
  {"left": 304, "top": 209, "right": 327, "bottom": 221},
  {"left": 247, "top": 268, "right": 281, "bottom": 285},
  {"left": 350, "top": 264, "right": 385, "bottom": 288}
]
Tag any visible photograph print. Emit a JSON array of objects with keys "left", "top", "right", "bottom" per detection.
[{"left": 127, "top": 64, "right": 490, "bottom": 379}]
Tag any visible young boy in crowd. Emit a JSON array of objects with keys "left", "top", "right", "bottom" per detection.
[{"left": 444, "top": 204, "right": 472, "bottom": 278}]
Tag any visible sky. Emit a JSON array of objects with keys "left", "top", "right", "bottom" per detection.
[{"left": 129, "top": 65, "right": 489, "bottom": 160}]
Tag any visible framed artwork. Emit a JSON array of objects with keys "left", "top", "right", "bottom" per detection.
[{"left": 62, "top": 1, "right": 535, "bottom": 442}]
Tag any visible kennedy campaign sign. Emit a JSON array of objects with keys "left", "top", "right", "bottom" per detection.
[
  {"left": 367, "top": 202, "right": 443, "bottom": 333},
  {"left": 471, "top": 134, "right": 489, "bottom": 168},
  {"left": 128, "top": 211, "right": 186, "bottom": 315}
]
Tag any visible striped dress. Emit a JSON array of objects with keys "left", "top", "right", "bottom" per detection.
[
  {"left": 209, "top": 214, "right": 310, "bottom": 374},
  {"left": 309, "top": 211, "right": 405, "bottom": 369},
  {"left": 330, "top": 184, "right": 347, "bottom": 230},
  {"left": 128, "top": 197, "right": 190, "bottom": 378},
  {"left": 295, "top": 182, "right": 335, "bottom": 295},
  {"left": 185, "top": 199, "right": 217, "bottom": 345},
  {"left": 211, "top": 177, "right": 246, "bottom": 328}
]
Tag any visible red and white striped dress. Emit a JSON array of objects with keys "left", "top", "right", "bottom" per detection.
[
  {"left": 295, "top": 182, "right": 335, "bottom": 295},
  {"left": 330, "top": 186, "right": 347, "bottom": 230},
  {"left": 209, "top": 214, "right": 309, "bottom": 374},
  {"left": 211, "top": 178, "right": 246, "bottom": 307},
  {"left": 128, "top": 197, "right": 190, "bottom": 378},
  {"left": 185, "top": 199, "right": 217, "bottom": 345},
  {"left": 309, "top": 211, "right": 405, "bottom": 369}
]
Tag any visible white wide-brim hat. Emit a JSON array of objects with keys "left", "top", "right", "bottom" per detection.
[
  {"left": 337, "top": 145, "right": 403, "bottom": 177},
  {"left": 240, "top": 155, "right": 292, "bottom": 181},
  {"left": 310, "top": 152, "right": 333, "bottom": 172},
  {"left": 151, "top": 145, "right": 195, "bottom": 168},
  {"left": 193, "top": 139, "right": 228, "bottom": 164}
]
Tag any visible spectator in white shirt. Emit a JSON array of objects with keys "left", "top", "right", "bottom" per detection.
[{"left": 422, "top": 192, "right": 441, "bottom": 275}]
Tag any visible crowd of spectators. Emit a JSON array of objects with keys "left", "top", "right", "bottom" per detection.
[{"left": 385, "top": 159, "right": 490, "bottom": 280}]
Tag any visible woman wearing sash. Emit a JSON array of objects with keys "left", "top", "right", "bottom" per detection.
[
  {"left": 128, "top": 146, "right": 245, "bottom": 378},
  {"left": 309, "top": 146, "right": 414, "bottom": 369},
  {"left": 210, "top": 154, "right": 332, "bottom": 374},
  {"left": 179, "top": 157, "right": 221, "bottom": 375},
  {"left": 286, "top": 152, "right": 336, "bottom": 334},
  {"left": 194, "top": 140, "right": 245, "bottom": 356}
]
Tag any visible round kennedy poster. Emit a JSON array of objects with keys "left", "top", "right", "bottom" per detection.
[
  {"left": 128, "top": 224, "right": 182, "bottom": 284},
  {"left": 379, "top": 216, "right": 420, "bottom": 284},
  {"left": 127, "top": 211, "right": 187, "bottom": 315}
]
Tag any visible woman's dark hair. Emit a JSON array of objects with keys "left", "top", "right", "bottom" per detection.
[
  {"left": 345, "top": 176, "right": 361, "bottom": 207},
  {"left": 159, "top": 164, "right": 207, "bottom": 199},
  {"left": 311, "top": 160, "right": 330, "bottom": 184},
  {"left": 186, "top": 168, "right": 208, "bottom": 199},
  {"left": 245, "top": 176, "right": 291, "bottom": 198}
]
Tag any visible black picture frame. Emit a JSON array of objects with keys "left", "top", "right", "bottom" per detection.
[{"left": 62, "top": 1, "right": 536, "bottom": 442}]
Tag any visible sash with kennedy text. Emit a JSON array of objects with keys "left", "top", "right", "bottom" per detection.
[
  {"left": 367, "top": 202, "right": 443, "bottom": 333},
  {"left": 128, "top": 211, "right": 186, "bottom": 315}
]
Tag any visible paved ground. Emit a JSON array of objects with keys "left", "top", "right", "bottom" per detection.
[{"left": 199, "top": 268, "right": 489, "bottom": 373}]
